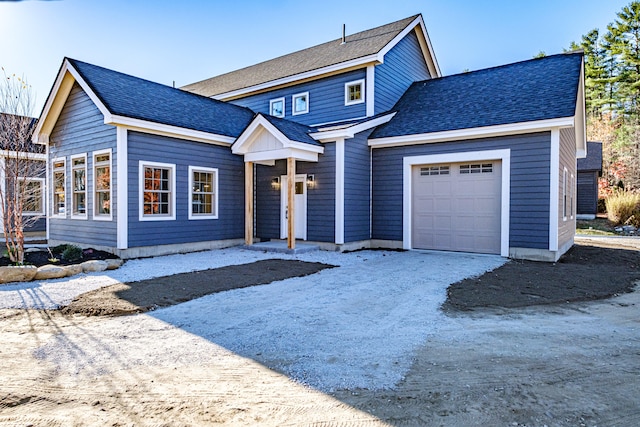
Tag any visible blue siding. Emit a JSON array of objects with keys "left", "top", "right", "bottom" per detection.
[
  {"left": 344, "top": 130, "right": 372, "bottom": 242},
  {"left": 255, "top": 143, "right": 336, "bottom": 243},
  {"left": 230, "top": 70, "right": 367, "bottom": 126},
  {"left": 127, "top": 132, "right": 244, "bottom": 246},
  {"left": 371, "top": 132, "right": 552, "bottom": 249},
  {"left": 48, "top": 83, "right": 118, "bottom": 247},
  {"left": 375, "top": 30, "right": 431, "bottom": 114}
]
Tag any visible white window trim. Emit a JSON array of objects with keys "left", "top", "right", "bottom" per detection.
[
  {"left": 70, "top": 153, "right": 88, "bottom": 219},
  {"left": 188, "top": 166, "right": 219, "bottom": 220},
  {"left": 19, "top": 177, "right": 45, "bottom": 216},
  {"left": 139, "top": 160, "right": 176, "bottom": 221},
  {"left": 269, "top": 97, "right": 285, "bottom": 118},
  {"left": 51, "top": 157, "right": 66, "bottom": 218},
  {"left": 570, "top": 172, "right": 575, "bottom": 220},
  {"left": 562, "top": 167, "right": 568, "bottom": 221},
  {"left": 292, "top": 91, "right": 309, "bottom": 115},
  {"left": 92, "top": 148, "right": 113, "bottom": 221},
  {"left": 344, "top": 79, "right": 365, "bottom": 106}
]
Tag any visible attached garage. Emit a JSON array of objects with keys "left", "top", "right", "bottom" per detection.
[{"left": 411, "top": 161, "right": 502, "bottom": 254}]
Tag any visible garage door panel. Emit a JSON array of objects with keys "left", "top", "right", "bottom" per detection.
[{"left": 412, "top": 160, "right": 501, "bottom": 255}]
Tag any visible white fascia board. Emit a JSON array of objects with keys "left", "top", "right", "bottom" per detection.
[
  {"left": 243, "top": 147, "right": 320, "bottom": 163},
  {"left": 369, "top": 117, "right": 576, "bottom": 148},
  {"left": 377, "top": 15, "right": 441, "bottom": 78},
  {"left": 575, "top": 59, "right": 587, "bottom": 159},
  {"left": 310, "top": 112, "right": 396, "bottom": 142},
  {"left": 108, "top": 115, "right": 235, "bottom": 146},
  {"left": 213, "top": 55, "right": 381, "bottom": 101},
  {"left": 233, "top": 115, "right": 288, "bottom": 154},
  {"left": 0, "top": 150, "right": 46, "bottom": 161}
]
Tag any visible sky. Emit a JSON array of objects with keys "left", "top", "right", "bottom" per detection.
[{"left": 0, "top": 0, "right": 633, "bottom": 115}]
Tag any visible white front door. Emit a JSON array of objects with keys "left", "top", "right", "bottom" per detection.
[{"left": 280, "top": 174, "right": 307, "bottom": 240}]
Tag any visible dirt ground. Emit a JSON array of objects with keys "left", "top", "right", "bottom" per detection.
[{"left": 1, "top": 241, "right": 639, "bottom": 426}]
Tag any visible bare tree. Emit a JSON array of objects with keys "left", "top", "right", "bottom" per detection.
[{"left": 0, "top": 68, "right": 46, "bottom": 264}]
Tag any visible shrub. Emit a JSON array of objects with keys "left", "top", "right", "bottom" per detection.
[
  {"left": 605, "top": 191, "right": 640, "bottom": 224},
  {"left": 61, "top": 245, "right": 83, "bottom": 262}
]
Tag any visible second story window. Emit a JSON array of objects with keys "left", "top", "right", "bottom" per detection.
[
  {"left": 345, "top": 79, "right": 365, "bottom": 105},
  {"left": 269, "top": 98, "right": 285, "bottom": 118},
  {"left": 292, "top": 92, "right": 309, "bottom": 115}
]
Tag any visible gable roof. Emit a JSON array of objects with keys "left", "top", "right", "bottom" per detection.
[
  {"left": 66, "top": 58, "right": 255, "bottom": 138},
  {"left": 182, "top": 14, "right": 440, "bottom": 99},
  {"left": 578, "top": 141, "right": 602, "bottom": 171},
  {"left": 261, "top": 114, "right": 320, "bottom": 146},
  {"left": 370, "top": 51, "right": 584, "bottom": 139}
]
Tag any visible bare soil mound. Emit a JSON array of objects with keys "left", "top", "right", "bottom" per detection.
[
  {"left": 61, "top": 259, "right": 334, "bottom": 317},
  {"left": 443, "top": 242, "right": 640, "bottom": 311}
]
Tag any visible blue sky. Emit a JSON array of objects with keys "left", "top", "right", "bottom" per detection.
[{"left": 0, "top": 0, "right": 632, "bottom": 114}]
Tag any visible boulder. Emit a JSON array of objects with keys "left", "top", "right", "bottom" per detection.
[
  {"left": 63, "top": 264, "right": 83, "bottom": 277},
  {"left": 35, "top": 264, "right": 67, "bottom": 280},
  {"left": 105, "top": 258, "right": 124, "bottom": 270},
  {"left": 80, "top": 260, "right": 108, "bottom": 273},
  {"left": 0, "top": 265, "right": 38, "bottom": 284}
]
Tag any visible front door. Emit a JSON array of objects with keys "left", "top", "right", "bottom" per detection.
[{"left": 280, "top": 174, "right": 307, "bottom": 240}]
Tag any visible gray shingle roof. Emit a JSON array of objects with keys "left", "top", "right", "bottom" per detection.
[
  {"left": 181, "top": 15, "right": 420, "bottom": 98},
  {"left": 578, "top": 141, "right": 602, "bottom": 171},
  {"left": 261, "top": 114, "right": 320, "bottom": 146},
  {"left": 67, "top": 58, "right": 255, "bottom": 138},
  {"left": 370, "top": 51, "right": 583, "bottom": 139}
]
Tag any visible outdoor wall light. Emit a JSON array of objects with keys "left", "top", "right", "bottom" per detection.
[
  {"left": 271, "top": 177, "right": 280, "bottom": 189},
  {"left": 306, "top": 174, "right": 315, "bottom": 188}
]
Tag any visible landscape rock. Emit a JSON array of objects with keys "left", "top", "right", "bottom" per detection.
[
  {"left": 81, "top": 260, "right": 108, "bottom": 273},
  {"left": 35, "top": 264, "right": 67, "bottom": 280},
  {"left": 63, "top": 264, "right": 83, "bottom": 277},
  {"left": 0, "top": 265, "right": 38, "bottom": 284},
  {"left": 105, "top": 258, "right": 124, "bottom": 270}
]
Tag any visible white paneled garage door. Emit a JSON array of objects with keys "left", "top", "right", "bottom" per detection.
[{"left": 411, "top": 161, "right": 502, "bottom": 254}]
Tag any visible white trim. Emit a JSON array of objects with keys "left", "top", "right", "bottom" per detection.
[
  {"left": 92, "top": 148, "right": 113, "bottom": 221},
  {"left": 188, "top": 166, "right": 219, "bottom": 220},
  {"left": 0, "top": 150, "right": 46, "bottom": 161},
  {"left": 311, "top": 116, "right": 368, "bottom": 128},
  {"left": 562, "top": 167, "right": 568, "bottom": 221},
  {"left": 138, "top": 160, "right": 176, "bottom": 221},
  {"left": 344, "top": 79, "right": 365, "bottom": 106},
  {"left": 116, "top": 127, "right": 128, "bottom": 249},
  {"left": 0, "top": 158, "right": 4, "bottom": 227},
  {"left": 402, "top": 149, "right": 511, "bottom": 257},
  {"left": 366, "top": 65, "right": 375, "bottom": 116},
  {"left": 310, "top": 112, "right": 396, "bottom": 143},
  {"left": 70, "top": 153, "right": 88, "bottom": 220},
  {"left": 45, "top": 147, "right": 49, "bottom": 239},
  {"left": 549, "top": 129, "right": 560, "bottom": 251},
  {"left": 211, "top": 15, "right": 440, "bottom": 101},
  {"left": 570, "top": 172, "right": 575, "bottom": 220},
  {"left": 19, "top": 177, "right": 45, "bottom": 216},
  {"left": 292, "top": 91, "right": 309, "bottom": 115},
  {"left": 51, "top": 157, "right": 66, "bottom": 218},
  {"left": 269, "top": 97, "right": 285, "bottom": 118},
  {"left": 369, "top": 117, "right": 575, "bottom": 148},
  {"left": 335, "top": 138, "right": 345, "bottom": 245}
]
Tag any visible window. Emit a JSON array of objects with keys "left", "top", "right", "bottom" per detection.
[
  {"left": 189, "top": 166, "right": 218, "bottom": 220},
  {"left": 292, "top": 92, "right": 309, "bottom": 115},
  {"left": 71, "top": 154, "right": 87, "bottom": 218},
  {"left": 52, "top": 158, "right": 66, "bottom": 217},
  {"left": 20, "top": 178, "right": 44, "bottom": 215},
  {"left": 563, "top": 167, "right": 568, "bottom": 220},
  {"left": 269, "top": 97, "right": 285, "bottom": 118},
  {"left": 93, "top": 150, "right": 112, "bottom": 220},
  {"left": 460, "top": 163, "right": 493, "bottom": 174},
  {"left": 140, "top": 161, "right": 175, "bottom": 221},
  {"left": 345, "top": 79, "right": 365, "bottom": 105},
  {"left": 420, "top": 165, "right": 450, "bottom": 176},
  {"left": 570, "top": 173, "right": 575, "bottom": 219}
]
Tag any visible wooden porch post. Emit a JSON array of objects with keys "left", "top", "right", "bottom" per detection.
[
  {"left": 287, "top": 157, "right": 295, "bottom": 249},
  {"left": 245, "top": 161, "right": 254, "bottom": 245}
]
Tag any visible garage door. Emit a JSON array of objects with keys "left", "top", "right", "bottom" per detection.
[{"left": 412, "top": 161, "right": 501, "bottom": 254}]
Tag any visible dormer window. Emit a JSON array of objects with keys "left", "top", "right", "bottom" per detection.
[
  {"left": 269, "top": 97, "right": 285, "bottom": 118},
  {"left": 345, "top": 79, "right": 365, "bottom": 105},
  {"left": 292, "top": 92, "right": 309, "bottom": 115}
]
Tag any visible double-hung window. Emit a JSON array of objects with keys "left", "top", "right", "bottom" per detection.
[
  {"left": 71, "top": 154, "right": 87, "bottom": 218},
  {"left": 140, "top": 161, "right": 175, "bottom": 221},
  {"left": 52, "top": 158, "right": 66, "bottom": 217},
  {"left": 93, "top": 150, "right": 112, "bottom": 220},
  {"left": 189, "top": 166, "right": 218, "bottom": 220},
  {"left": 292, "top": 92, "right": 309, "bottom": 115},
  {"left": 345, "top": 79, "right": 365, "bottom": 105},
  {"left": 19, "top": 178, "right": 44, "bottom": 215}
]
